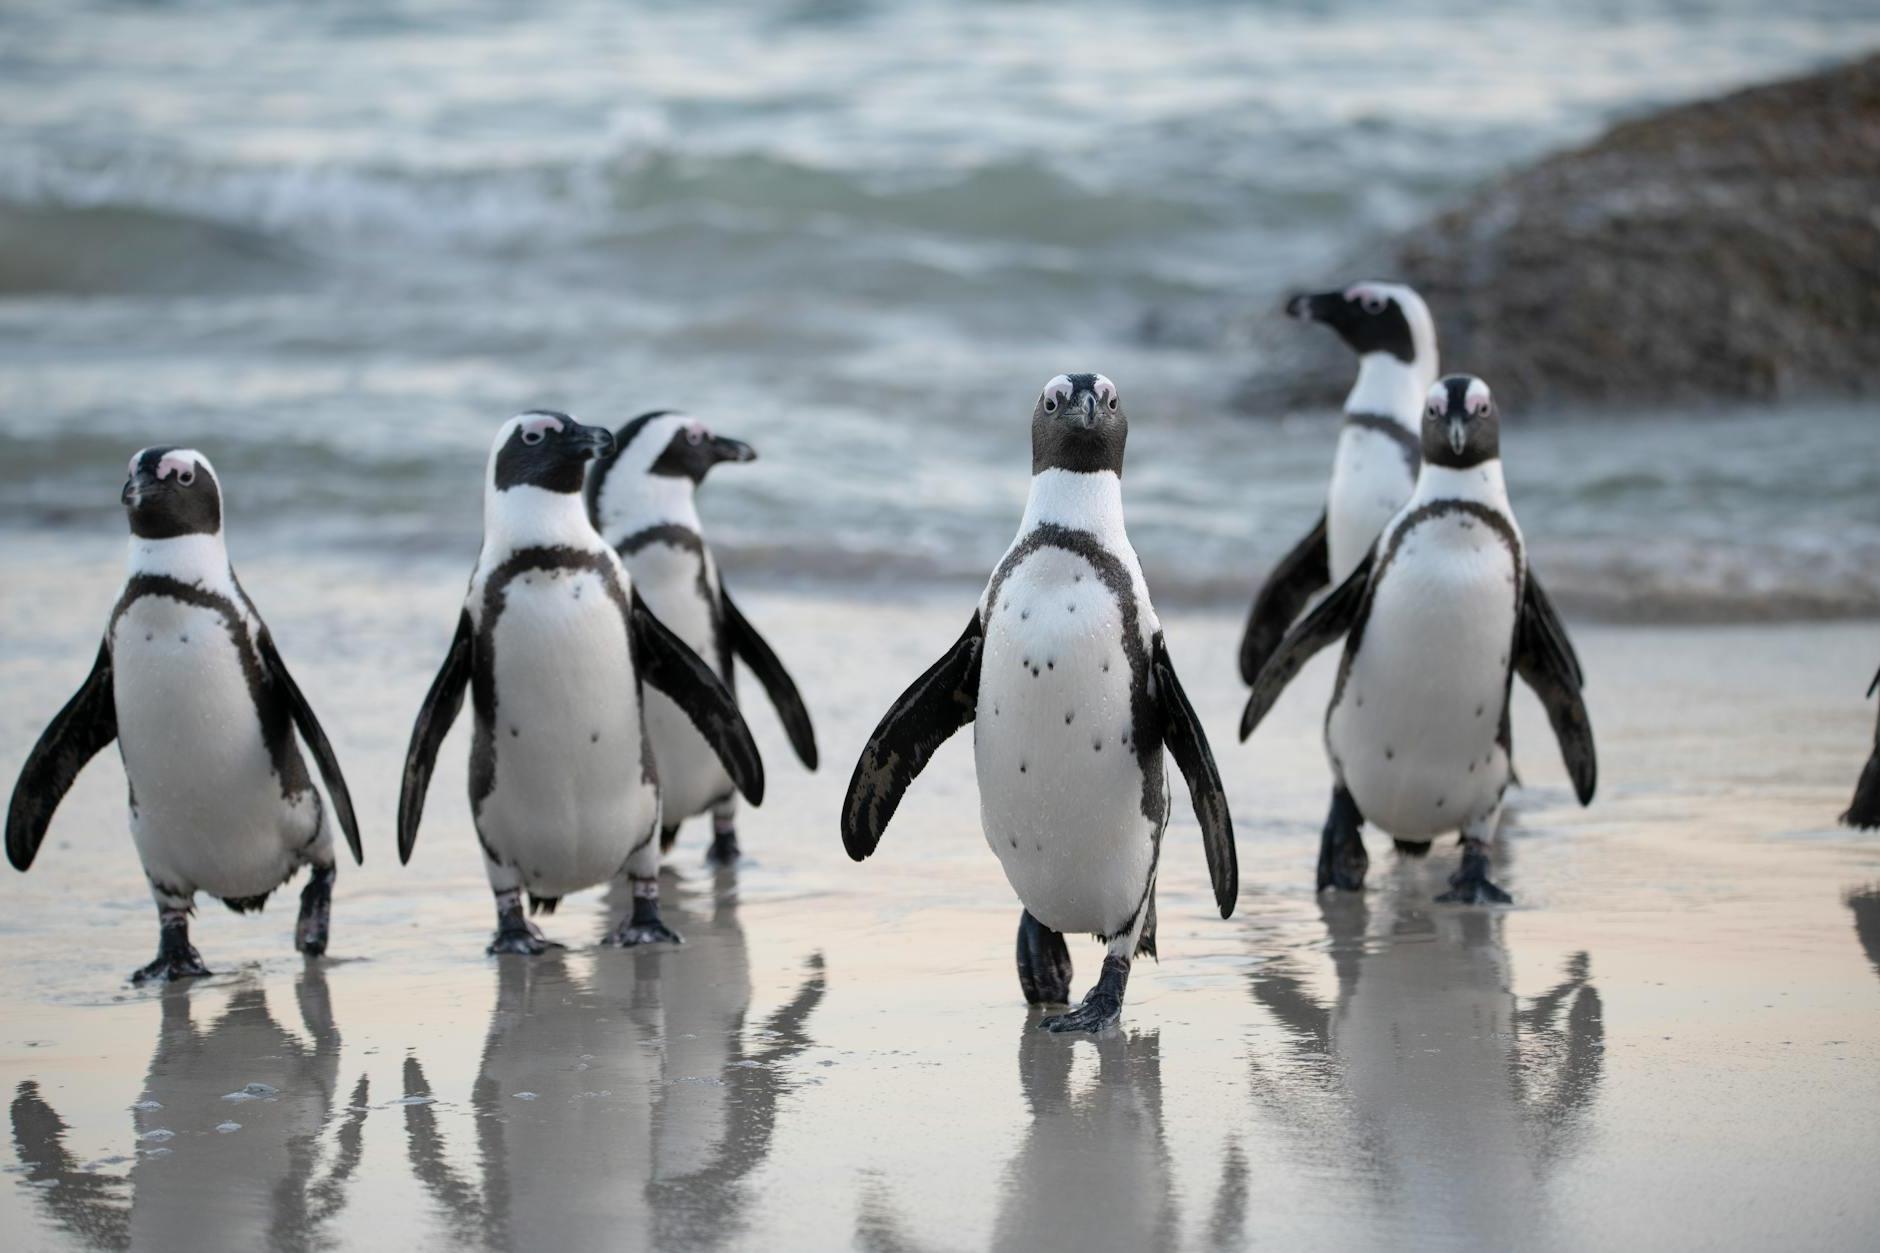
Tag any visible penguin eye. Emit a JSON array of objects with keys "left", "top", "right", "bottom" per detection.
[
  {"left": 1107, "top": 395, "right": 1118, "bottom": 411},
  {"left": 177, "top": 469, "right": 196, "bottom": 487},
  {"left": 1043, "top": 396, "right": 1058, "bottom": 413},
  {"left": 521, "top": 429, "right": 544, "bottom": 446},
  {"left": 686, "top": 428, "right": 704, "bottom": 446},
  {"left": 1361, "top": 294, "right": 1386, "bottom": 315}
]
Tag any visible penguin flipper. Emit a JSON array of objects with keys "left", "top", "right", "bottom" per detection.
[
  {"left": 721, "top": 585, "right": 819, "bottom": 771},
  {"left": 6, "top": 638, "right": 117, "bottom": 872},
  {"left": 257, "top": 628, "right": 363, "bottom": 866},
  {"left": 1842, "top": 667, "right": 1880, "bottom": 830},
  {"left": 1152, "top": 632, "right": 1237, "bottom": 918},
  {"left": 398, "top": 612, "right": 473, "bottom": 864},
  {"left": 1238, "top": 511, "right": 1330, "bottom": 686},
  {"left": 841, "top": 613, "right": 983, "bottom": 861},
  {"left": 631, "top": 591, "right": 766, "bottom": 806},
  {"left": 1514, "top": 568, "right": 1597, "bottom": 805},
  {"left": 1239, "top": 550, "right": 1375, "bottom": 742}
]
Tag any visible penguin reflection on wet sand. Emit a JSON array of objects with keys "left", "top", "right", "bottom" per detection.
[
  {"left": 1240, "top": 376, "right": 1595, "bottom": 903},
  {"left": 10, "top": 968, "right": 370, "bottom": 1251},
  {"left": 397, "top": 411, "right": 765, "bottom": 953},
  {"left": 844, "top": 373, "right": 1237, "bottom": 1033},
  {"left": 1239, "top": 282, "right": 1440, "bottom": 684},
  {"left": 399, "top": 888, "right": 825, "bottom": 1251},
  {"left": 1841, "top": 667, "right": 1879, "bottom": 829},
  {"left": 1234, "top": 893, "right": 1604, "bottom": 1244},
  {"left": 586, "top": 411, "right": 819, "bottom": 867},
  {"left": 6, "top": 448, "right": 363, "bottom": 982}
]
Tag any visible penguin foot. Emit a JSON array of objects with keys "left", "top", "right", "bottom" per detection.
[
  {"left": 487, "top": 925, "right": 561, "bottom": 956},
  {"left": 1016, "top": 910, "right": 1072, "bottom": 1005},
  {"left": 1435, "top": 845, "right": 1512, "bottom": 905},
  {"left": 1039, "top": 955, "right": 1129, "bottom": 1034},
  {"left": 705, "top": 828, "right": 741, "bottom": 868},
  {"left": 603, "top": 894, "right": 684, "bottom": 947},
  {"left": 295, "top": 865, "right": 335, "bottom": 957},
  {"left": 131, "top": 937, "right": 211, "bottom": 985},
  {"left": 1316, "top": 786, "right": 1368, "bottom": 892}
]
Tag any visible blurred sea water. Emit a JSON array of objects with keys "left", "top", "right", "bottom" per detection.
[{"left": 0, "top": 0, "right": 1875, "bottom": 618}]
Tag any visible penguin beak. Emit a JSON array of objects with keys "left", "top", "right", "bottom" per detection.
[
  {"left": 565, "top": 422, "right": 615, "bottom": 460},
  {"left": 1073, "top": 391, "right": 1099, "bottom": 431},
  {"left": 122, "top": 468, "right": 162, "bottom": 508},
  {"left": 1286, "top": 290, "right": 1344, "bottom": 324},
  {"left": 709, "top": 435, "right": 757, "bottom": 466},
  {"left": 1447, "top": 415, "right": 1469, "bottom": 456}
]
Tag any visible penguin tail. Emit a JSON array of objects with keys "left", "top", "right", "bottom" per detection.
[
  {"left": 221, "top": 891, "right": 272, "bottom": 915},
  {"left": 1842, "top": 752, "right": 1880, "bottom": 831},
  {"left": 1392, "top": 838, "right": 1434, "bottom": 858},
  {"left": 527, "top": 893, "right": 562, "bottom": 917}
]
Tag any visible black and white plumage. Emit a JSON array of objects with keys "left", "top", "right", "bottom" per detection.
[
  {"left": 843, "top": 374, "right": 1236, "bottom": 1033},
  {"left": 585, "top": 411, "right": 817, "bottom": 867},
  {"left": 1240, "top": 376, "right": 1594, "bottom": 904},
  {"left": 5, "top": 448, "right": 363, "bottom": 983},
  {"left": 396, "top": 411, "right": 764, "bottom": 953},
  {"left": 1239, "top": 282, "right": 1439, "bottom": 685},
  {"left": 1844, "top": 667, "right": 1880, "bottom": 830}
]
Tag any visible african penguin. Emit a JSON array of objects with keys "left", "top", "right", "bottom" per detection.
[
  {"left": 585, "top": 411, "right": 818, "bottom": 867},
  {"left": 1843, "top": 666, "right": 1879, "bottom": 829},
  {"left": 1238, "top": 282, "right": 1439, "bottom": 685},
  {"left": 1239, "top": 376, "right": 1596, "bottom": 904},
  {"left": 396, "top": 411, "right": 764, "bottom": 953},
  {"left": 5, "top": 448, "right": 363, "bottom": 983},
  {"left": 844, "top": 373, "right": 1237, "bottom": 1032}
]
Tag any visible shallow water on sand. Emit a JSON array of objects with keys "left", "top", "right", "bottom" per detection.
[{"left": 0, "top": 557, "right": 1875, "bottom": 1251}]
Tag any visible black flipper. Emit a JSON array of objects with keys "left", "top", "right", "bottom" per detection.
[
  {"left": 397, "top": 612, "right": 473, "bottom": 865},
  {"left": 1844, "top": 667, "right": 1880, "bottom": 830},
  {"left": 631, "top": 591, "right": 765, "bottom": 806},
  {"left": 1238, "top": 512, "right": 1330, "bottom": 686},
  {"left": 1239, "top": 551, "right": 1375, "bottom": 742},
  {"left": 841, "top": 614, "right": 983, "bottom": 861},
  {"left": 1514, "top": 569, "right": 1596, "bottom": 805},
  {"left": 257, "top": 628, "right": 363, "bottom": 866},
  {"left": 1152, "top": 632, "right": 1238, "bottom": 918},
  {"left": 721, "top": 585, "right": 818, "bottom": 771},
  {"left": 6, "top": 639, "right": 116, "bottom": 872}
]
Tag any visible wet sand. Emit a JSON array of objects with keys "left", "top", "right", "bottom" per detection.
[{"left": 1, "top": 549, "right": 1877, "bottom": 1251}]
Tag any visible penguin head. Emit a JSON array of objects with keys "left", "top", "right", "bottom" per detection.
[
  {"left": 122, "top": 447, "right": 222, "bottom": 539},
  {"left": 584, "top": 411, "right": 755, "bottom": 530},
  {"left": 488, "top": 410, "right": 615, "bottom": 496},
  {"left": 1286, "top": 282, "right": 1438, "bottom": 380},
  {"left": 1031, "top": 373, "right": 1126, "bottom": 476},
  {"left": 1422, "top": 375, "right": 1500, "bottom": 469}
]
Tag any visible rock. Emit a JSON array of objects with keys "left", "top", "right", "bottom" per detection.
[{"left": 1239, "top": 54, "right": 1880, "bottom": 413}]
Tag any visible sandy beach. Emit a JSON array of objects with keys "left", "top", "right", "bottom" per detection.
[{"left": 1, "top": 549, "right": 1875, "bottom": 1251}]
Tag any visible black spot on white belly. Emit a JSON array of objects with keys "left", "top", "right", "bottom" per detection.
[
  {"left": 1385, "top": 746, "right": 1394, "bottom": 760},
  {"left": 510, "top": 726, "right": 520, "bottom": 738},
  {"left": 1064, "top": 711, "right": 1074, "bottom": 724},
  {"left": 590, "top": 731, "right": 600, "bottom": 743}
]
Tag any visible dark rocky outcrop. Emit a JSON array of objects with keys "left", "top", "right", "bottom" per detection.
[{"left": 1240, "top": 54, "right": 1880, "bottom": 413}]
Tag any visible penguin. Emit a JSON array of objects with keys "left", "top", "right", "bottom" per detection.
[
  {"left": 1239, "top": 376, "right": 1596, "bottom": 903},
  {"left": 585, "top": 410, "right": 818, "bottom": 866},
  {"left": 1238, "top": 282, "right": 1439, "bottom": 685},
  {"left": 396, "top": 410, "right": 764, "bottom": 953},
  {"left": 5, "top": 448, "right": 363, "bottom": 983},
  {"left": 1844, "top": 667, "right": 1880, "bottom": 829},
  {"left": 843, "top": 373, "right": 1237, "bottom": 1033}
]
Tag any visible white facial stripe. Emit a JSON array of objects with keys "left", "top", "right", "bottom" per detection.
[
  {"left": 520, "top": 413, "right": 565, "bottom": 438},
  {"left": 155, "top": 453, "right": 196, "bottom": 482},
  {"left": 1465, "top": 378, "right": 1493, "bottom": 415},
  {"left": 1092, "top": 375, "right": 1117, "bottom": 406},
  {"left": 1041, "top": 375, "right": 1073, "bottom": 410}
]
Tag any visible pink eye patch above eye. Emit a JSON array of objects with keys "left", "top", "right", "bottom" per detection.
[
  {"left": 520, "top": 414, "right": 565, "bottom": 439},
  {"left": 155, "top": 454, "right": 196, "bottom": 482}
]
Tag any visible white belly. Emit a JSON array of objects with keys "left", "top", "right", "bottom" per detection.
[
  {"left": 1328, "top": 518, "right": 1517, "bottom": 839},
  {"left": 624, "top": 541, "right": 732, "bottom": 825},
  {"left": 1326, "top": 425, "right": 1417, "bottom": 582},
  {"left": 112, "top": 597, "right": 316, "bottom": 900},
  {"left": 974, "top": 546, "right": 1161, "bottom": 937},
  {"left": 476, "top": 568, "right": 657, "bottom": 896}
]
